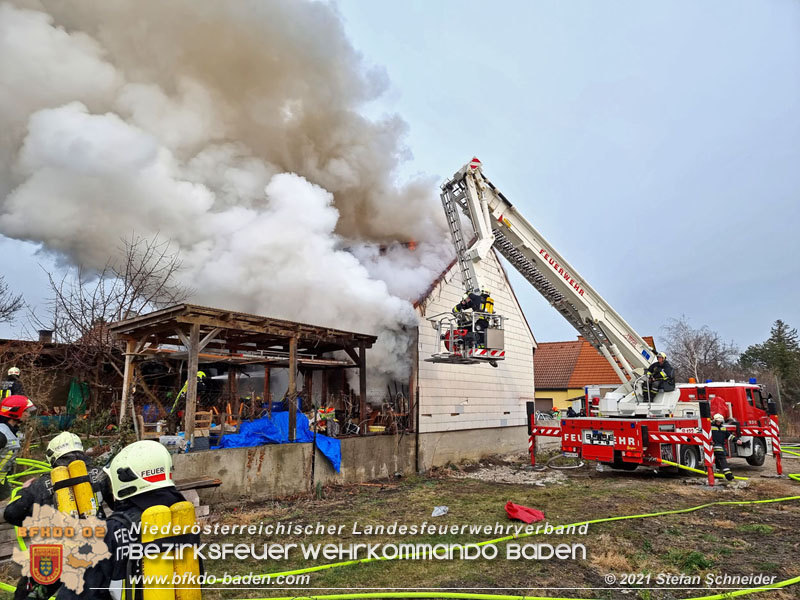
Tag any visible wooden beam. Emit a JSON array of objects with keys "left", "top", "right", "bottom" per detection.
[
  {"left": 184, "top": 323, "right": 200, "bottom": 443},
  {"left": 174, "top": 328, "right": 190, "bottom": 349},
  {"left": 288, "top": 336, "right": 297, "bottom": 441},
  {"left": 343, "top": 346, "right": 360, "bottom": 365},
  {"left": 198, "top": 328, "right": 222, "bottom": 352},
  {"left": 359, "top": 340, "right": 367, "bottom": 435}
]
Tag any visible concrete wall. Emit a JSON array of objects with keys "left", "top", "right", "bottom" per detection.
[
  {"left": 416, "top": 251, "right": 536, "bottom": 433},
  {"left": 417, "top": 424, "right": 560, "bottom": 469},
  {"left": 174, "top": 434, "right": 415, "bottom": 502},
  {"left": 418, "top": 425, "right": 529, "bottom": 469},
  {"left": 173, "top": 424, "right": 553, "bottom": 501}
]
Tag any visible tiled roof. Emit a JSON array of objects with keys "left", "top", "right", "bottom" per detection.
[
  {"left": 536, "top": 336, "right": 655, "bottom": 389},
  {"left": 533, "top": 341, "right": 583, "bottom": 388}
]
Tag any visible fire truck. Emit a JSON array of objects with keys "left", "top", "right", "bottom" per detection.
[{"left": 429, "top": 158, "right": 783, "bottom": 484}]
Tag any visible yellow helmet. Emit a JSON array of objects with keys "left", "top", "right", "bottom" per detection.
[{"left": 197, "top": 371, "right": 207, "bottom": 379}]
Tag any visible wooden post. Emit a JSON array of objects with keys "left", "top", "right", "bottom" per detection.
[
  {"left": 288, "top": 336, "right": 298, "bottom": 441},
  {"left": 265, "top": 366, "right": 272, "bottom": 416},
  {"left": 304, "top": 370, "right": 313, "bottom": 408},
  {"left": 229, "top": 366, "right": 239, "bottom": 416},
  {"left": 321, "top": 370, "right": 329, "bottom": 408},
  {"left": 119, "top": 339, "right": 136, "bottom": 426},
  {"left": 184, "top": 323, "right": 200, "bottom": 444},
  {"left": 359, "top": 340, "right": 367, "bottom": 435}
]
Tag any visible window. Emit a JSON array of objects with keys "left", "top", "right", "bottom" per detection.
[
  {"left": 752, "top": 389, "right": 764, "bottom": 410},
  {"left": 746, "top": 389, "right": 754, "bottom": 407}
]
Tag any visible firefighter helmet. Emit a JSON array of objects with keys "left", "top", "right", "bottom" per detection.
[
  {"left": 104, "top": 440, "right": 174, "bottom": 500},
  {"left": 0, "top": 395, "right": 35, "bottom": 420},
  {"left": 713, "top": 413, "right": 725, "bottom": 423},
  {"left": 7, "top": 367, "right": 20, "bottom": 377},
  {"left": 657, "top": 352, "right": 667, "bottom": 359},
  {"left": 197, "top": 371, "right": 207, "bottom": 379},
  {"left": 46, "top": 432, "right": 84, "bottom": 465}
]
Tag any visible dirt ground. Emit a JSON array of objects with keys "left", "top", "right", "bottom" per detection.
[{"left": 193, "top": 453, "right": 800, "bottom": 600}]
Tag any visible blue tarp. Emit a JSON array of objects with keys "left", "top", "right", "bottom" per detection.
[{"left": 215, "top": 412, "right": 341, "bottom": 472}]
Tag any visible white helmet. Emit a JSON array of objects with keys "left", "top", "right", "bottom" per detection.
[
  {"left": 46, "top": 432, "right": 84, "bottom": 465},
  {"left": 713, "top": 413, "right": 725, "bottom": 422},
  {"left": 7, "top": 367, "right": 20, "bottom": 377},
  {"left": 104, "top": 440, "right": 174, "bottom": 500}
]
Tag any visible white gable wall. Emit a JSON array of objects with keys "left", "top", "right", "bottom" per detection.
[{"left": 416, "top": 251, "right": 535, "bottom": 433}]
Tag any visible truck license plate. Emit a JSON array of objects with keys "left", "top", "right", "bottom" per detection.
[
  {"left": 583, "top": 430, "right": 614, "bottom": 445},
  {"left": 563, "top": 451, "right": 579, "bottom": 458}
]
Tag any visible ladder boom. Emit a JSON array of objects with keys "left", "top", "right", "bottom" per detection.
[{"left": 443, "top": 158, "right": 654, "bottom": 380}]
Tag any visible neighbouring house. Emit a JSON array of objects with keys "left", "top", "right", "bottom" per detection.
[
  {"left": 414, "top": 250, "right": 536, "bottom": 469},
  {"left": 534, "top": 335, "right": 655, "bottom": 410}
]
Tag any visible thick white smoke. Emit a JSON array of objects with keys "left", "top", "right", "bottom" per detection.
[{"left": 0, "top": 1, "right": 453, "bottom": 389}]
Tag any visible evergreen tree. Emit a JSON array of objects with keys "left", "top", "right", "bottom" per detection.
[{"left": 741, "top": 320, "right": 800, "bottom": 407}]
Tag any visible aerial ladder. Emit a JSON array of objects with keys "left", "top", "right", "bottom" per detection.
[{"left": 428, "top": 157, "right": 678, "bottom": 417}]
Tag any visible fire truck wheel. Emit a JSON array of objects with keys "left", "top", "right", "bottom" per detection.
[
  {"left": 746, "top": 438, "right": 766, "bottom": 466},
  {"left": 679, "top": 446, "right": 700, "bottom": 470}
]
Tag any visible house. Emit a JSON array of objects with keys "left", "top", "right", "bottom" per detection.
[
  {"left": 534, "top": 335, "right": 655, "bottom": 410},
  {"left": 414, "top": 250, "right": 536, "bottom": 468}
]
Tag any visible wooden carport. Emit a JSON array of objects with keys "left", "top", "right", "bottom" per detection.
[{"left": 108, "top": 304, "right": 377, "bottom": 442}]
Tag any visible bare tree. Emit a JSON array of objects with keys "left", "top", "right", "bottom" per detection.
[
  {"left": 661, "top": 316, "right": 739, "bottom": 383},
  {"left": 0, "top": 276, "right": 23, "bottom": 324},
  {"left": 31, "top": 235, "right": 191, "bottom": 411}
]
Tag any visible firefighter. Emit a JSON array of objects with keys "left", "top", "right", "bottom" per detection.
[
  {"left": 4, "top": 432, "right": 112, "bottom": 524},
  {"left": 0, "top": 395, "right": 36, "bottom": 500},
  {"left": 167, "top": 370, "right": 208, "bottom": 434},
  {"left": 642, "top": 352, "right": 675, "bottom": 401},
  {"left": 711, "top": 413, "right": 742, "bottom": 482},
  {"left": 1, "top": 367, "right": 24, "bottom": 399},
  {"left": 89, "top": 440, "right": 201, "bottom": 600},
  {"left": 5, "top": 432, "right": 111, "bottom": 600},
  {"left": 452, "top": 290, "right": 495, "bottom": 354}
]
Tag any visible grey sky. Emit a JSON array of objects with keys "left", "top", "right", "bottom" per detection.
[
  {"left": 2, "top": 0, "right": 799, "bottom": 353},
  {"left": 336, "top": 0, "right": 800, "bottom": 350}
]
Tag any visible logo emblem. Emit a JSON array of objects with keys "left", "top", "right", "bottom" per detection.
[{"left": 30, "top": 545, "right": 63, "bottom": 585}]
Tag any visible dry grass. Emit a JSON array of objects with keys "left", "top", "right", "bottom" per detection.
[
  {"left": 591, "top": 550, "right": 632, "bottom": 572},
  {"left": 711, "top": 519, "right": 736, "bottom": 528}
]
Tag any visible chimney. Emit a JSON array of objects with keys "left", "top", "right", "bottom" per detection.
[{"left": 38, "top": 330, "right": 54, "bottom": 343}]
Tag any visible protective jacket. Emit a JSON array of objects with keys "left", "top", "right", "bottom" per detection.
[
  {"left": 711, "top": 422, "right": 738, "bottom": 451},
  {"left": 63, "top": 487, "right": 191, "bottom": 600},
  {"left": 0, "top": 379, "right": 24, "bottom": 399},
  {"left": 0, "top": 420, "right": 21, "bottom": 483},
  {"left": 646, "top": 360, "right": 675, "bottom": 391},
  {"left": 3, "top": 454, "right": 111, "bottom": 526},
  {"left": 453, "top": 292, "right": 494, "bottom": 315}
]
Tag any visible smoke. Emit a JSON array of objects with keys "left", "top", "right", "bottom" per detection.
[{"left": 0, "top": 0, "right": 453, "bottom": 388}]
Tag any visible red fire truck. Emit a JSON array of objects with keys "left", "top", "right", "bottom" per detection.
[
  {"left": 529, "top": 381, "right": 782, "bottom": 481},
  {"left": 427, "top": 159, "right": 783, "bottom": 484}
]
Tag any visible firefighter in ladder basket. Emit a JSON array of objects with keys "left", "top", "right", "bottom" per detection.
[
  {"left": 642, "top": 352, "right": 675, "bottom": 401},
  {"left": 452, "top": 290, "right": 496, "bottom": 365}
]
